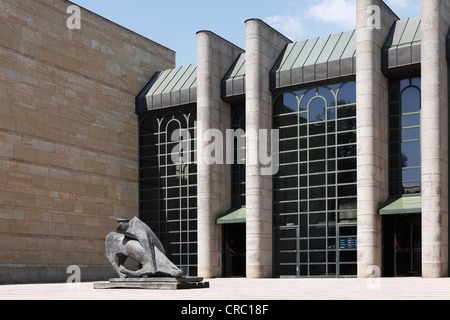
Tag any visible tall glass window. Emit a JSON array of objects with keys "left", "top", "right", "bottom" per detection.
[
  {"left": 273, "top": 81, "right": 357, "bottom": 278},
  {"left": 231, "top": 105, "right": 246, "bottom": 208},
  {"left": 389, "top": 77, "right": 421, "bottom": 196},
  {"left": 138, "top": 107, "right": 197, "bottom": 276}
]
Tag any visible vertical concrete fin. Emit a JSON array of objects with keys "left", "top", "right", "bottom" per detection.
[
  {"left": 244, "top": 19, "right": 291, "bottom": 278},
  {"left": 196, "top": 30, "right": 244, "bottom": 278},
  {"left": 356, "top": 0, "right": 398, "bottom": 278},
  {"left": 421, "top": 0, "right": 450, "bottom": 278}
]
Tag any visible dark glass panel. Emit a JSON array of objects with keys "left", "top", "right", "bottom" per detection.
[
  {"left": 280, "top": 126, "right": 298, "bottom": 139},
  {"left": 337, "top": 118, "right": 356, "bottom": 131},
  {"left": 274, "top": 115, "right": 298, "bottom": 127},
  {"left": 309, "top": 161, "right": 326, "bottom": 173},
  {"left": 309, "top": 135, "right": 326, "bottom": 148},
  {"left": 337, "top": 145, "right": 356, "bottom": 158},
  {"left": 310, "top": 148, "right": 326, "bottom": 161},
  {"left": 310, "top": 264, "right": 327, "bottom": 276},
  {"left": 309, "top": 174, "right": 326, "bottom": 186},
  {"left": 309, "top": 187, "right": 326, "bottom": 199},
  {"left": 390, "top": 102, "right": 400, "bottom": 115},
  {"left": 390, "top": 115, "right": 400, "bottom": 129},
  {"left": 337, "top": 105, "right": 356, "bottom": 119},
  {"left": 310, "top": 123, "right": 326, "bottom": 135},
  {"left": 310, "top": 252, "right": 326, "bottom": 263},
  {"left": 337, "top": 131, "right": 356, "bottom": 144},
  {"left": 389, "top": 79, "right": 401, "bottom": 102},
  {"left": 309, "top": 213, "right": 326, "bottom": 225}
]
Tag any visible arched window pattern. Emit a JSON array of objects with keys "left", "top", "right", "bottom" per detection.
[
  {"left": 388, "top": 77, "right": 421, "bottom": 196},
  {"left": 273, "top": 81, "right": 357, "bottom": 278},
  {"left": 138, "top": 107, "right": 197, "bottom": 276}
]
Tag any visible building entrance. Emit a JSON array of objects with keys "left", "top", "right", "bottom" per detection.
[
  {"left": 383, "top": 214, "right": 421, "bottom": 277},
  {"left": 223, "top": 223, "right": 246, "bottom": 277}
]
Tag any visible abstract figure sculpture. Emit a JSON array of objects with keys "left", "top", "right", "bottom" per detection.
[{"left": 106, "top": 217, "right": 183, "bottom": 278}]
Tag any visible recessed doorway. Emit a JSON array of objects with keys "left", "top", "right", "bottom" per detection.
[
  {"left": 223, "top": 223, "right": 246, "bottom": 277},
  {"left": 383, "top": 214, "right": 421, "bottom": 277}
]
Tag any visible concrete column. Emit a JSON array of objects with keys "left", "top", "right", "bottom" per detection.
[
  {"left": 196, "top": 31, "right": 244, "bottom": 278},
  {"left": 356, "top": 0, "right": 398, "bottom": 278},
  {"left": 244, "top": 19, "right": 291, "bottom": 278},
  {"left": 421, "top": 0, "right": 450, "bottom": 278}
]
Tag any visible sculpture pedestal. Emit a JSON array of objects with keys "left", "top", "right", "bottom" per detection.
[{"left": 93, "top": 277, "right": 209, "bottom": 290}]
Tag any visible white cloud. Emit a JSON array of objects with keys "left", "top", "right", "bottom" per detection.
[
  {"left": 306, "top": 0, "right": 356, "bottom": 29},
  {"left": 266, "top": 14, "right": 305, "bottom": 40}
]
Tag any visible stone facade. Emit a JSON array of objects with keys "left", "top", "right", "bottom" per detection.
[
  {"left": 196, "top": 30, "right": 243, "bottom": 277},
  {"left": 193, "top": 1, "right": 450, "bottom": 279},
  {"left": 355, "top": 0, "right": 398, "bottom": 278},
  {"left": 244, "top": 19, "right": 290, "bottom": 278},
  {"left": 0, "top": 0, "right": 174, "bottom": 283},
  {"left": 2, "top": 0, "right": 450, "bottom": 283},
  {"left": 420, "top": 0, "right": 450, "bottom": 278}
]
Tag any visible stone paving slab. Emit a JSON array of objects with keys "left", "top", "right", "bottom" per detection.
[{"left": 0, "top": 277, "right": 449, "bottom": 300}]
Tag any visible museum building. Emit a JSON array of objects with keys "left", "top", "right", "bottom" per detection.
[
  {"left": 135, "top": 0, "right": 450, "bottom": 279},
  {"left": 1, "top": 0, "right": 450, "bottom": 283}
]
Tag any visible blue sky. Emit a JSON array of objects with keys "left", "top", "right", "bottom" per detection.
[{"left": 71, "top": 0, "right": 421, "bottom": 67}]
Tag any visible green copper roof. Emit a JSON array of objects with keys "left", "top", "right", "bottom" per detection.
[
  {"left": 221, "top": 53, "right": 246, "bottom": 99},
  {"left": 136, "top": 64, "right": 197, "bottom": 112},
  {"left": 216, "top": 207, "right": 246, "bottom": 224},
  {"left": 270, "top": 30, "right": 356, "bottom": 89},
  {"left": 378, "top": 196, "right": 421, "bottom": 215},
  {"left": 382, "top": 17, "right": 421, "bottom": 72}
]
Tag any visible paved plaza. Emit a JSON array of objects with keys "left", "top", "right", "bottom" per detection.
[{"left": 0, "top": 277, "right": 450, "bottom": 300}]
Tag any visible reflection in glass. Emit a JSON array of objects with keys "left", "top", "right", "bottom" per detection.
[
  {"left": 401, "top": 141, "right": 420, "bottom": 167},
  {"left": 401, "top": 87, "right": 420, "bottom": 114},
  {"left": 273, "top": 81, "right": 357, "bottom": 278},
  {"left": 388, "top": 77, "right": 421, "bottom": 196},
  {"left": 309, "top": 97, "right": 326, "bottom": 122},
  {"left": 401, "top": 127, "right": 420, "bottom": 142},
  {"left": 274, "top": 92, "right": 298, "bottom": 114},
  {"left": 337, "top": 81, "right": 356, "bottom": 104},
  {"left": 139, "top": 107, "right": 198, "bottom": 276},
  {"left": 401, "top": 114, "right": 420, "bottom": 127}
]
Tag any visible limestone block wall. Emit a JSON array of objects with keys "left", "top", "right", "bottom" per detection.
[{"left": 0, "top": 0, "right": 174, "bottom": 283}]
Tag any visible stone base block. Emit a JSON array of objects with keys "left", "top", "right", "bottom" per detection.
[{"left": 93, "top": 277, "right": 209, "bottom": 290}]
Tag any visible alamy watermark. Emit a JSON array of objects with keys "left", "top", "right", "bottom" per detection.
[
  {"left": 66, "top": 265, "right": 81, "bottom": 289},
  {"left": 66, "top": 5, "right": 81, "bottom": 30},
  {"left": 366, "top": 265, "right": 381, "bottom": 290},
  {"left": 171, "top": 121, "right": 279, "bottom": 176},
  {"left": 367, "top": 5, "right": 381, "bottom": 30}
]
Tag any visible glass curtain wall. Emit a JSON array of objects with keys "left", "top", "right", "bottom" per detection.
[
  {"left": 231, "top": 105, "right": 246, "bottom": 208},
  {"left": 388, "top": 77, "right": 421, "bottom": 196},
  {"left": 273, "top": 81, "right": 357, "bottom": 277},
  {"left": 138, "top": 107, "right": 197, "bottom": 276},
  {"left": 383, "top": 77, "right": 421, "bottom": 277}
]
